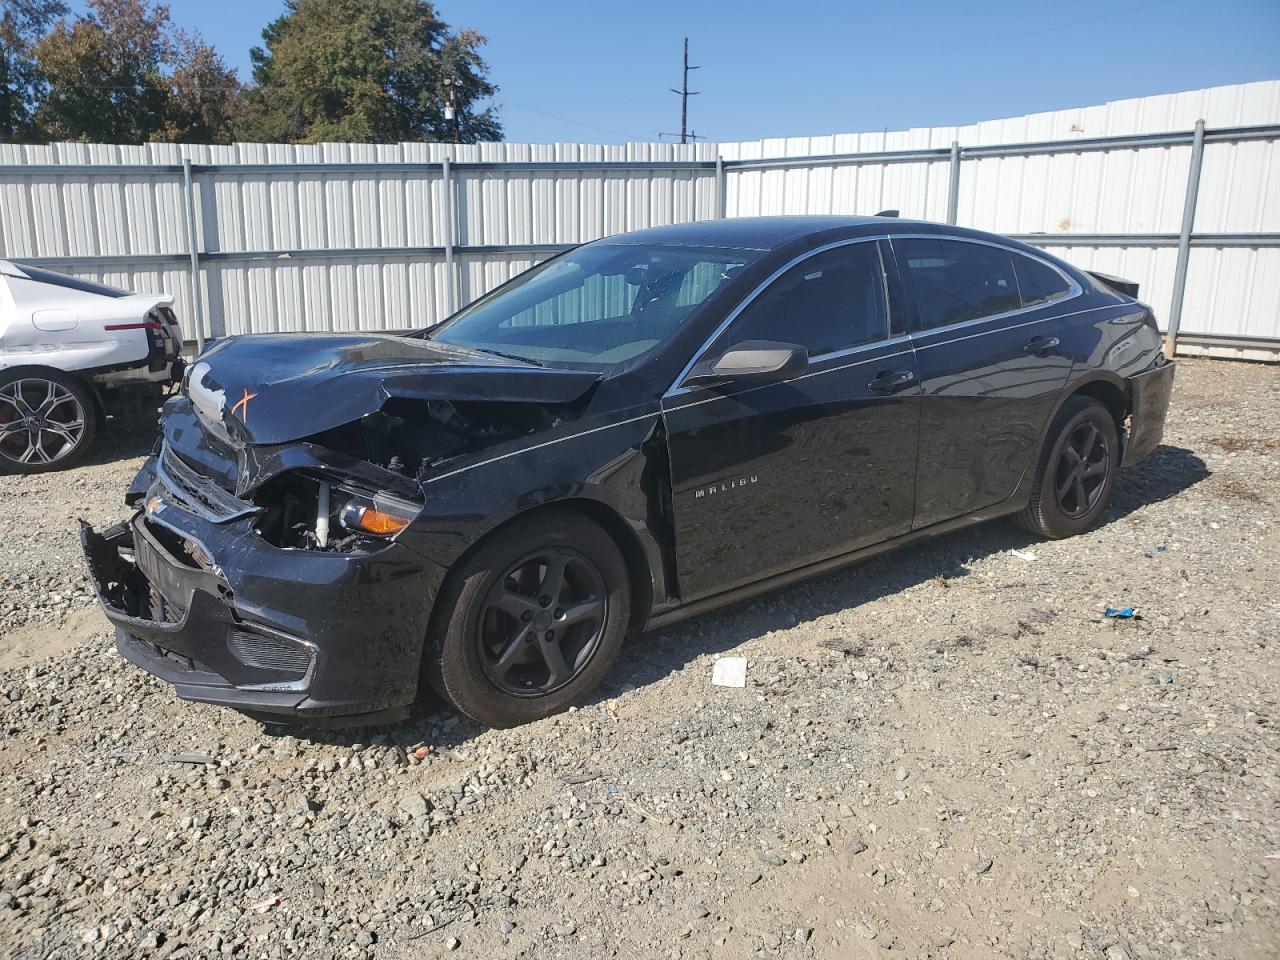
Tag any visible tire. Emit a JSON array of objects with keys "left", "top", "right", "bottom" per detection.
[
  {"left": 1017, "top": 396, "right": 1120, "bottom": 539},
  {"left": 0, "top": 369, "right": 98, "bottom": 475},
  {"left": 426, "top": 510, "right": 632, "bottom": 728}
]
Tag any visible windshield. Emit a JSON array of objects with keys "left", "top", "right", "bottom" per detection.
[{"left": 425, "top": 242, "right": 762, "bottom": 369}]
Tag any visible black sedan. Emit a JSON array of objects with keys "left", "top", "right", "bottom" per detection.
[{"left": 81, "top": 216, "right": 1175, "bottom": 728}]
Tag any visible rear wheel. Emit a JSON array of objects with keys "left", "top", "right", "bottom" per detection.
[
  {"left": 0, "top": 370, "right": 97, "bottom": 474},
  {"left": 1017, "top": 396, "right": 1119, "bottom": 539},
  {"left": 426, "top": 510, "right": 631, "bottom": 728}
]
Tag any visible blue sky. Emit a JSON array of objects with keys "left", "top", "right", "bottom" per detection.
[{"left": 83, "top": 0, "right": 1280, "bottom": 142}]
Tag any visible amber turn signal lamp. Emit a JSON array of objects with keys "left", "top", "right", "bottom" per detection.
[{"left": 340, "top": 504, "right": 410, "bottom": 536}]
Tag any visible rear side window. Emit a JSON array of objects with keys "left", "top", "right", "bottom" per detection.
[
  {"left": 1013, "top": 253, "right": 1072, "bottom": 307},
  {"left": 898, "top": 238, "right": 1020, "bottom": 329},
  {"left": 717, "top": 242, "right": 888, "bottom": 357}
]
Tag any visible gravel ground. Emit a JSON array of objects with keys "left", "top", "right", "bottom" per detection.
[{"left": 1, "top": 357, "right": 1277, "bottom": 960}]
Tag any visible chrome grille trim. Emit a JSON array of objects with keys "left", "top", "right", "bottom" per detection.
[{"left": 156, "top": 445, "right": 259, "bottom": 523}]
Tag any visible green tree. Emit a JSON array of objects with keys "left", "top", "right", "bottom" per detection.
[
  {"left": 33, "top": 0, "right": 240, "bottom": 143},
  {"left": 236, "top": 0, "right": 501, "bottom": 144},
  {"left": 0, "top": 0, "right": 68, "bottom": 141}
]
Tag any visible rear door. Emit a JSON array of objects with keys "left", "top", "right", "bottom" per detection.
[
  {"left": 662, "top": 239, "right": 921, "bottom": 601},
  {"left": 891, "top": 237, "right": 1078, "bottom": 528}
]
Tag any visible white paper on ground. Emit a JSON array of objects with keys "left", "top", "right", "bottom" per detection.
[{"left": 711, "top": 656, "right": 747, "bottom": 688}]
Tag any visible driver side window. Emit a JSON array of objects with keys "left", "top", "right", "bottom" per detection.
[{"left": 716, "top": 242, "right": 889, "bottom": 357}]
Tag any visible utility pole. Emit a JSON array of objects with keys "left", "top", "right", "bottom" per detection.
[{"left": 669, "top": 37, "right": 699, "bottom": 145}]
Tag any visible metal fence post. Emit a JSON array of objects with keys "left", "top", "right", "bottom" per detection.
[
  {"left": 714, "top": 156, "right": 726, "bottom": 219},
  {"left": 1165, "top": 119, "right": 1206, "bottom": 358},
  {"left": 946, "top": 140, "right": 961, "bottom": 225},
  {"left": 441, "top": 155, "right": 458, "bottom": 317},
  {"left": 181, "top": 158, "right": 206, "bottom": 353}
]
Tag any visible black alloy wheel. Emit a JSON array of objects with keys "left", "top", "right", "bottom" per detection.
[
  {"left": 1017, "top": 395, "right": 1120, "bottom": 539},
  {"left": 477, "top": 548, "right": 607, "bottom": 697},
  {"left": 1054, "top": 420, "right": 1110, "bottom": 518},
  {"left": 426, "top": 510, "right": 631, "bottom": 728}
]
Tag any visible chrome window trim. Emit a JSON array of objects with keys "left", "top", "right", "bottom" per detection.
[
  {"left": 917, "top": 302, "right": 1119, "bottom": 352},
  {"left": 664, "top": 343, "right": 916, "bottom": 414},
  {"left": 664, "top": 234, "right": 892, "bottom": 398},
  {"left": 887, "top": 234, "right": 1084, "bottom": 338},
  {"left": 799, "top": 332, "right": 913, "bottom": 366}
]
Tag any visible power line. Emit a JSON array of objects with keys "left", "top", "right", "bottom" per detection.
[
  {"left": 29, "top": 84, "right": 641, "bottom": 142},
  {"left": 1008, "top": 0, "right": 1175, "bottom": 40},
  {"left": 497, "top": 98, "right": 638, "bottom": 140}
]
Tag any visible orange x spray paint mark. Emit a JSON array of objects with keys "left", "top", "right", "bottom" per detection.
[{"left": 230, "top": 387, "right": 258, "bottom": 423}]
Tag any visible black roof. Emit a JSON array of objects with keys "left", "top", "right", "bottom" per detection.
[
  {"left": 599, "top": 216, "right": 894, "bottom": 251},
  {"left": 594, "top": 215, "right": 1059, "bottom": 263}
]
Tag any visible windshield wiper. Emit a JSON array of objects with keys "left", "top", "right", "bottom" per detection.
[{"left": 472, "top": 347, "right": 544, "bottom": 366}]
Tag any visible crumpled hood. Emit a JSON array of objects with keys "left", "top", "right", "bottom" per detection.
[{"left": 184, "top": 333, "right": 601, "bottom": 445}]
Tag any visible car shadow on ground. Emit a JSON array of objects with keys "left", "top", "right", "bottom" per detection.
[
  {"left": 81, "top": 419, "right": 158, "bottom": 468},
  {"left": 597, "top": 444, "right": 1208, "bottom": 702},
  {"left": 271, "top": 444, "right": 1207, "bottom": 749}
]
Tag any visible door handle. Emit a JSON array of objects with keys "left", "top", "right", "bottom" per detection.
[
  {"left": 868, "top": 369, "right": 915, "bottom": 394},
  {"left": 1024, "top": 335, "right": 1061, "bottom": 356}
]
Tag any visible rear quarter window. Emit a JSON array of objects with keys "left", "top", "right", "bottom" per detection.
[{"left": 1013, "top": 254, "right": 1073, "bottom": 307}]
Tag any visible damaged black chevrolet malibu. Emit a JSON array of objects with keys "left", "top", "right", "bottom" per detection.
[{"left": 81, "top": 217, "right": 1174, "bottom": 728}]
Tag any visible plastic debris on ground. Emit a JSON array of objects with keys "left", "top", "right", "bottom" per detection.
[
  {"left": 1008, "top": 549, "right": 1038, "bottom": 562},
  {"left": 711, "top": 656, "right": 747, "bottom": 688},
  {"left": 1104, "top": 607, "right": 1141, "bottom": 620},
  {"left": 247, "top": 896, "right": 283, "bottom": 914}
]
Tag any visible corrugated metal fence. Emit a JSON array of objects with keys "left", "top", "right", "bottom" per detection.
[{"left": 2, "top": 80, "right": 1278, "bottom": 359}]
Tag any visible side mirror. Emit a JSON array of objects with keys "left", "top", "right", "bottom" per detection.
[{"left": 684, "top": 340, "right": 809, "bottom": 388}]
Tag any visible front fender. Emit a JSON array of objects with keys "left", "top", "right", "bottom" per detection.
[{"left": 404, "top": 409, "right": 671, "bottom": 610}]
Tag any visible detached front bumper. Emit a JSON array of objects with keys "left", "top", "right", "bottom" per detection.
[
  {"left": 1123, "top": 359, "right": 1176, "bottom": 466},
  {"left": 80, "top": 476, "right": 447, "bottom": 725}
]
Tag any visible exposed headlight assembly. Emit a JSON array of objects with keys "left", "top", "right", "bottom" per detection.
[
  {"left": 251, "top": 471, "right": 422, "bottom": 552},
  {"left": 337, "top": 488, "right": 419, "bottom": 537}
]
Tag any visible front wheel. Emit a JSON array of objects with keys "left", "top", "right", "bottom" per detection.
[
  {"left": 1017, "top": 396, "right": 1120, "bottom": 539},
  {"left": 0, "top": 370, "right": 98, "bottom": 474},
  {"left": 426, "top": 510, "right": 631, "bottom": 728}
]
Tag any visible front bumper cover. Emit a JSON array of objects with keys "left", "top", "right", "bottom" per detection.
[{"left": 80, "top": 475, "right": 448, "bottom": 725}]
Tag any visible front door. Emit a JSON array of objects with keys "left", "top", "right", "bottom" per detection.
[{"left": 663, "top": 239, "right": 921, "bottom": 601}]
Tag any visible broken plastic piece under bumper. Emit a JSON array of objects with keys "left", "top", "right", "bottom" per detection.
[
  {"left": 80, "top": 510, "right": 447, "bottom": 726},
  {"left": 1122, "top": 359, "right": 1176, "bottom": 466}
]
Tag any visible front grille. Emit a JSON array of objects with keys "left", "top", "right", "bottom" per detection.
[
  {"left": 227, "top": 629, "right": 312, "bottom": 675},
  {"left": 158, "top": 446, "right": 258, "bottom": 523},
  {"left": 147, "top": 583, "right": 184, "bottom": 623}
]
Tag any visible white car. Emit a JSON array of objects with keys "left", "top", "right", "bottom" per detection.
[{"left": 0, "top": 261, "right": 183, "bottom": 474}]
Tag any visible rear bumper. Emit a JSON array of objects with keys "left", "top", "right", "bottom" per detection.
[
  {"left": 80, "top": 496, "right": 447, "bottom": 725},
  {"left": 1123, "top": 359, "right": 1175, "bottom": 466}
]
